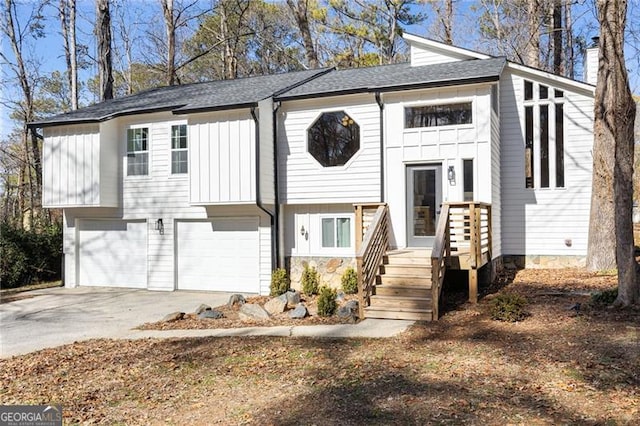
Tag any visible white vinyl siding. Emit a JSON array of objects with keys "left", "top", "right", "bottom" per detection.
[
  {"left": 189, "top": 110, "right": 256, "bottom": 204},
  {"left": 490, "top": 88, "right": 502, "bottom": 258},
  {"left": 500, "top": 71, "right": 594, "bottom": 257},
  {"left": 42, "top": 124, "right": 118, "bottom": 208},
  {"left": 278, "top": 94, "right": 381, "bottom": 204},
  {"left": 410, "top": 44, "right": 466, "bottom": 66}
]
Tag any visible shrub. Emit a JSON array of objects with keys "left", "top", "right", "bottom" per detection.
[
  {"left": 301, "top": 265, "right": 319, "bottom": 296},
  {"left": 341, "top": 267, "right": 358, "bottom": 294},
  {"left": 490, "top": 293, "right": 528, "bottom": 322},
  {"left": 0, "top": 222, "right": 62, "bottom": 288},
  {"left": 590, "top": 288, "right": 618, "bottom": 307},
  {"left": 317, "top": 286, "right": 337, "bottom": 317},
  {"left": 270, "top": 268, "right": 290, "bottom": 296}
]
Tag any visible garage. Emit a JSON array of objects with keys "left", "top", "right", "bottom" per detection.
[
  {"left": 78, "top": 220, "right": 148, "bottom": 288},
  {"left": 176, "top": 218, "right": 260, "bottom": 293}
]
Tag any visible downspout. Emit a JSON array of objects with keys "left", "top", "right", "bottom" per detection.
[
  {"left": 250, "top": 106, "right": 277, "bottom": 271},
  {"left": 272, "top": 101, "right": 282, "bottom": 268},
  {"left": 375, "top": 92, "right": 385, "bottom": 202}
]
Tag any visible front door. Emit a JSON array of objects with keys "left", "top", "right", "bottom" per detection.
[{"left": 407, "top": 164, "right": 442, "bottom": 247}]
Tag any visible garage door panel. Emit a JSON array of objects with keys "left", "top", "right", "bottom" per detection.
[
  {"left": 176, "top": 219, "right": 259, "bottom": 293},
  {"left": 78, "top": 220, "right": 147, "bottom": 288}
]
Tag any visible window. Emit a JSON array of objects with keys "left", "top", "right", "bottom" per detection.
[
  {"left": 171, "top": 124, "right": 188, "bottom": 174},
  {"left": 523, "top": 80, "right": 564, "bottom": 189},
  {"left": 463, "top": 159, "right": 474, "bottom": 201},
  {"left": 127, "top": 127, "right": 149, "bottom": 176},
  {"left": 321, "top": 217, "right": 351, "bottom": 248},
  {"left": 308, "top": 111, "right": 360, "bottom": 167},
  {"left": 405, "top": 102, "right": 472, "bottom": 128}
]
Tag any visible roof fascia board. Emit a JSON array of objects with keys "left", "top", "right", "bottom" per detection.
[
  {"left": 29, "top": 105, "right": 183, "bottom": 129},
  {"left": 506, "top": 62, "right": 595, "bottom": 97},
  {"left": 402, "top": 33, "right": 491, "bottom": 60},
  {"left": 172, "top": 102, "right": 257, "bottom": 115}
]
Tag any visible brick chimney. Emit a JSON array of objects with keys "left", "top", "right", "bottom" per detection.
[{"left": 584, "top": 36, "right": 599, "bottom": 85}]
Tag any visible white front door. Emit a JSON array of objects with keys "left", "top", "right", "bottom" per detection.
[{"left": 407, "top": 165, "right": 442, "bottom": 247}]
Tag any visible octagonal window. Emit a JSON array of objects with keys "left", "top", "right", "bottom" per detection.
[{"left": 308, "top": 111, "right": 360, "bottom": 167}]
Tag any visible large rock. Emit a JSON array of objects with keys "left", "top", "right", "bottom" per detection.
[
  {"left": 285, "top": 290, "right": 301, "bottom": 308},
  {"left": 195, "top": 304, "right": 211, "bottom": 315},
  {"left": 337, "top": 300, "right": 359, "bottom": 320},
  {"left": 198, "top": 309, "right": 224, "bottom": 320},
  {"left": 289, "top": 303, "right": 308, "bottom": 319},
  {"left": 264, "top": 297, "right": 287, "bottom": 315},
  {"left": 239, "top": 303, "right": 270, "bottom": 320},
  {"left": 162, "top": 312, "right": 185, "bottom": 322},
  {"left": 228, "top": 294, "right": 246, "bottom": 308}
]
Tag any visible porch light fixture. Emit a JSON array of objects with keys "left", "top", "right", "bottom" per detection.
[
  {"left": 447, "top": 166, "right": 456, "bottom": 185},
  {"left": 155, "top": 218, "right": 164, "bottom": 235},
  {"left": 300, "top": 225, "right": 306, "bottom": 236}
]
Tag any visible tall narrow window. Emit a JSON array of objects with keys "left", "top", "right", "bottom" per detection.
[
  {"left": 524, "top": 81, "right": 533, "bottom": 100},
  {"left": 539, "top": 84, "right": 549, "bottom": 99},
  {"left": 540, "top": 105, "right": 549, "bottom": 188},
  {"left": 127, "top": 128, "right": 149, "bottom": 176},
  {"left": 525, "top": 106, "right": 534, "bottom": 188},
  {"left": 171, "top": 124, "right": 188, "bottom": 174},
  {"left": 463, "top": 159, "right": 474, "bottom": 201},
  {"left": 555, "top": 103, "right": 565, "bottom": 187}
]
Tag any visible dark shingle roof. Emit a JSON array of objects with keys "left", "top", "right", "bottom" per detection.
[
  {"left": 30, "top": 69, "right": 330, "bottom": 127},
  {"left": 276, "top": 57, "right": 506, "bottom": 100}
]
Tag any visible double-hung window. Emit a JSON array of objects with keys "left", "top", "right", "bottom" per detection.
[
  {"left": 321, "top": 216, "right": 352, "bottom": 248},
  {"left": 171, "top": 124, "right": 188, "bottom": 174},
  {"left": 127, "top": 127, "right": 149, "bottom": 176}
]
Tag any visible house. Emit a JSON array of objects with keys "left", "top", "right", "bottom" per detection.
[{"left": 31, "top": 34, "right": 596, "bottom": 320}]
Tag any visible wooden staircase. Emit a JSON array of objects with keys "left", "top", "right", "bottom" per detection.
[{"left": 364, "top": 249, "right": 435, "bottom": 321}]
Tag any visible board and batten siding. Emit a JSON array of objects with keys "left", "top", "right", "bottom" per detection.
[
  {"left": 189, "top": 110, "right": 256, "bottom": 204},
  {"left": 499, "top": 70, "right": 594, "bottom": 257},
  {"left": 42, "top": 124, "right": 118, "bottom": 208},
  {"left": 383, "top": 85, "right": 495, "bottom": 249},
  {"left": 278, "top": 94, "right": 381, "bottom": 204}
]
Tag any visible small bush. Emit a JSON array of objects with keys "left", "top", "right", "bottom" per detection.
[
  {"left": 341, "top": 267, "right": 358, "bottom": 294},
  {"left": 590, "top": 288, "right": 618, "bottom": 307},
  {"left": 301, "top": 265, "right": 319, "bottom": 296},
  {"left": 490, "top": 293, "right": 528, "bottom": 322},
  {"left": 270, "top": 268, "right": 290, "bottom": 296},
  {"left": 317, "top": 286, "right": 337, "bottom": 317}
]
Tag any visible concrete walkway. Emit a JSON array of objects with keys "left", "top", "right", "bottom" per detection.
[{"left": 1, "top": 287, "right": 414, "bottom": 358}]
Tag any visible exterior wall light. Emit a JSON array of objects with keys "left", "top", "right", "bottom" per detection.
[
  {"left": 447, "top": 166, "right": 456, "bottom": 185},
  {"left": 155, "top": 218, "right": 164, "bottom": 235},
  {"left": 300, "top": 225, "right": 305, "bottom": 236}
]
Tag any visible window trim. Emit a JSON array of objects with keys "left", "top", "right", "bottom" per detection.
[
  {"left": 318, "top": 213, "right": 355, "bottom": 252},
  {"left": 170, "top": 123, "right": 188, "bottom": 175},
  {"left": 404, "top": 101, "right": 474, "bottom": 129},
  {"left": 306, "top": 109, "right": 362, "bottom": 170},
  {"left": 126, "top": 125, "right": 150, "bottom": 178}
]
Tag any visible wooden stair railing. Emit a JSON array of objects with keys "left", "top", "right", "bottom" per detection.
[
  {"left": 430, "top": 203, "right": 451, "bottom": 320},
  {"left": 355, "top": 204, "right": 389, "bottom": 319}
]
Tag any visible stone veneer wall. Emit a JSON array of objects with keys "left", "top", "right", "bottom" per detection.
[
  {"left": 503, "top": 255, "right": 587, "bottom": 269},
  {"left": 285, "top": 256, "right": 357, "bottom": 291}
]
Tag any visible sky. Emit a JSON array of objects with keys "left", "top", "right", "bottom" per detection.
[{"left": 1, "top": 0, "right": 639, "bottom": 140}]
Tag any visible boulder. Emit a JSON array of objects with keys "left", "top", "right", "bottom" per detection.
[
  {"left": 337, "top": 300, "right": 359, "bottom": 320},
  {"left": 195, "top": 304, "right": 212, "bottom": 315},
  {"left": 162, "top": 312, "right": 185, "bottom": 322},
  {"left": 336, "top": 291, "right": 346, "bottom": 302},
  {"left": 285, "top": 290, "right": 301, "bottom": 308},
  {"left": 198, "top": 309, "right": 224, "bottom": 320},
  {"left": 264, "top": 297, "right": 287, "bottom": 315},
  {"left": 239, "top": 303, "right": 270, "bottom": 320},
  {"left": 228, "top": 294, "right": 246, "bottom": 308},
  {"left": 289, "top": 303, "right": 308, "bottom": 319}
]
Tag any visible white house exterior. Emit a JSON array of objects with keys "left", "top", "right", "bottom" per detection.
[{"left": 32, "top": 34, "right": 596, "bottom": 294}]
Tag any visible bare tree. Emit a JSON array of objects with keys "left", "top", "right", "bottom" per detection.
[
  {"left": 96, "top": 0, "right": 113, "bottom": 100},
  {"left": 59, "top": 0, "right": 78, "bottom": 109},
  {"left": 430, "top": 0, "right": 454, "bottom": 45},
  {"left": 286, "top": 0, "right": 319, "bottom": 68},
  {"left": 551, "top": 0, "right": 562, "bottom": 74},
  {"left": 587, "top": 0, "right": 638, "bottom": 307}
]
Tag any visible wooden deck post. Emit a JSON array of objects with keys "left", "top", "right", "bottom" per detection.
[
  {"left": 468, "top": 269, "right": 478, "bottom": 303},
  {"left": 354, "top": 204, "right": 363, "bottom": 252}
]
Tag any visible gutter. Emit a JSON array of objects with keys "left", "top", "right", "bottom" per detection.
[
  {"left": 272, "top": 101, "right": 282, "bottom": 268},
  {"left": 375, "top": 92, "right": 385, "bottom": 202},
  {"left": 250, "top": 106, "right": 277, "bottom": 271}
]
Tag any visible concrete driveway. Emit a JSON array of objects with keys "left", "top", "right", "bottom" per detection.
[{"left": 0, "top": 287, "right": 235, "bottom": 358}]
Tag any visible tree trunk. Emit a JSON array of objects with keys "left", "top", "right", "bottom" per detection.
[
  {"left": 96, "top": 0, "right": 114, "bottom": 100},
  {"left": 564, "top": 1, "right": 574, "bottom": 78},
  {"left": 552, "top": 0, "right": 563, "bottom": 74},
  {"left": 161, "top": 0, "right": 176, "bottom": 85},
  {"left": 69, "top": 0, "right": 78, "bottom": 109},
  {"left": 286, "top": 0, "right": 319, "bottom": 68},
  {"left": 525, "top": 0, "right": 540, "bottom": 67},
  {"left": 588, "top": 0, "right": 638, "bottom": 307}
]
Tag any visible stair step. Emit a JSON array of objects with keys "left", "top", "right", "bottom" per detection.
[
  {"left": 378, "top": 274, "right": 431, "bottom": 286},
  {"left": 381, "top": 264, "right": 431, "bottom": 275},
  {"left": 364, "top": 305, "right": 434, "bottom": 321},
  {"left": 375, "top": 284, "right": 431, "bottom": 297},
  {"left": 370, "top": 295, "right": 431, "bottom": 310}
]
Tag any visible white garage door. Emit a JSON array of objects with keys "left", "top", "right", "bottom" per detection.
[
  {"left": 78, "top": 220, "right": 147, "bottom": 288},
  {"left": 176, "top": 218, "right": 259, "bottom": 293}
]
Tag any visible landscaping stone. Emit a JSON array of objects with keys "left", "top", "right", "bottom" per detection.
[
  {"left": 336, "top": 300, "right": 359, "bottom": 321},
  {"left": 264, "top": 297, "right": 287, "bottom": 315},
  {"left": 239, "top": 303, "right": 270, "bottom": 320},
  {"left": 325, "top": 258, "right": 343, "bottom": 273},
  {"left": 289, "top": 303, "right": 308, "bottom": 319},
  {"left": 336, "top": 291, "right": 346, "bottom": 302},
  {"left": 198, "top": 309, "right": 224, "bottom": 320},
  {"left": 228, "top": 294, "right": 246, "bottom": 308},
  {"left": 195, "top": 304, "right": 211, "bottom": 315},
  {"left": 162, "top": 312, "right": 185, "bottom": 322},
  {"left": 285, "top": 290, "right": 301, "bottom": 308}
]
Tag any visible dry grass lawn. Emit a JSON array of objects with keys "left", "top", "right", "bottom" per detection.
[{"left": 1, "top": 269, "right": 638, "bottom": 425}]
